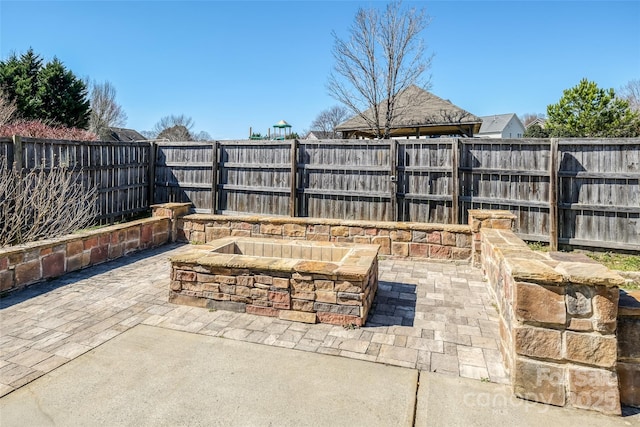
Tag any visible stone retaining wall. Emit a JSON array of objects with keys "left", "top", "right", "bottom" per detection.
[
  {"left": 177, "top": 214, "right": 472, "bottom": 261},
  {"left": 0, "top": 217, "right": 170, "bottom": 295},
  {"left": 472, "top": 210, "right": 625, "bottom": 415}
]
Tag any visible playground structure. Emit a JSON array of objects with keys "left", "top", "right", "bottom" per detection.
[{"left": 249, "top": 120, "right": 293, "bottom": 140}]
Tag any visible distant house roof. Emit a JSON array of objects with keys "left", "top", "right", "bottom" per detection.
[
  {"left": 102, "top": 127, "right": 147, "bottom": 142},
  {"left": 335, "top": 85, "right": 482, "bottom": 138},
  {"left": 525, "top": 117, "right": 547, "bottom": 129},
  {"left": 305, "top": 131, "right": 335, "bottom": 140},
  {"left": 477, "top": 114, "right": 524, "bottom": 135}
]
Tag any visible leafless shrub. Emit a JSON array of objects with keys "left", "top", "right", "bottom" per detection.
[
  {"left": 0, "top": 88, "right": 17, "bottom": 127},
  {"left": 0, "top": 156, "right": 98, "bottom": 247},
  {"left": 0, "top": 119, "right": 97, "bottom": 140}
]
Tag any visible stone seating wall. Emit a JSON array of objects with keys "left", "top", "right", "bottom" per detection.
[
  {"left": 0, "top": 217, "right": 171, "bottom": 295},
  {"left": 178, "top": 214, "right": 472, "bottom": 261}
]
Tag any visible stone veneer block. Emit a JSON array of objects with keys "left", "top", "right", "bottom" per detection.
[
  {"left": 515, "top": 282, "right": 566, "bottom": 326},
  {"left": 278, "top": 310, "right": 317, "bottom": 324},
  {"left": 317, "top": 312, "right": 363, "bottom": 327},
  {"left": 567, "top": 366, "right": 621, "bottom": 415},
  {"left": 513, "top": 358, "right": 565, "bottom": 407},
  {"left": 514, "top": 326, "right": 562, "bottom": 360},
  {"left": 563, "top": 331, "right": 617, "bottom": 368}
]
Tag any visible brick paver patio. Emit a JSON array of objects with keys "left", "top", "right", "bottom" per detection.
[{"left": 0, "top": 243, "right": 507, "bottom": 397}]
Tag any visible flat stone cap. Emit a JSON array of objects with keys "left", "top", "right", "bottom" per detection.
[
  {"left": 467, "top": 209, "right": 516, "bottom": 220},
  {"left": 505, "top": 258, "right": 564, "bottom": 285},
  {"left": 555, "top": 262, "right": 626, "bottom": 288}
]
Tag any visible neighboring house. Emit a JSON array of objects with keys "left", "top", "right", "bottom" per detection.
[
  {"left": 101, "top": 127, "right": 147, "bottom": 142},
  {"left": 305, "top": 131, "right": 339, "bottom": 140},
  {"left": 335, "top": 85, "right": 482, "bottom": 139},
  {"left": 525, "top": 117, "right": 547, "bottom": 129},
  {"left": 476, "top": 114, "right": 525, "bottom": 138}
]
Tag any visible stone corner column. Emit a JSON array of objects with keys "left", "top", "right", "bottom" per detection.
[
  {"left": 468, "top": 209, "right": 516, "bottom": 267},
  {"left": 150, "top": 203, "right": 192, "bottom": 242},
  {"left": 512, "top": 259, "right": 625, "bottom": 415}
]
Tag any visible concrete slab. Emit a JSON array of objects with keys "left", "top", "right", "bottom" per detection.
[
  {"left": 415, "top": 371, "right": 639, "bottom": 427},
  {"left": 0, "top": 324, "right": 418, "bottom": 427}
]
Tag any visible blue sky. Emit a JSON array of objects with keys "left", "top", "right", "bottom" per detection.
[{"left": 1, "top": 1, "right": 639, "bottom": 139}]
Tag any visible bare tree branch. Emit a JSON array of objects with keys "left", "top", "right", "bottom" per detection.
[
  {"left": 0, "top": 88, "right": 17, "bottom": 127},
  {"left": 619, "top": 79, "right": 640, "bottom": 112},
  {"left": 328, "top": 1, "right": 432, "bottom": 139}
]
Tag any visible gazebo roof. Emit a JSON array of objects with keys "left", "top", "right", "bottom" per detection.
[
  {"left": 273, "top": 120, "right": 292, "bottom": 128},
  {"left": 336, "top": 85, "right": 482, "bottom": 137}
]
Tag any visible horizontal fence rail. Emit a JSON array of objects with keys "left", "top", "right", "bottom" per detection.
[{"left": 2, "top": 136, "right": 638, "bottom": 251}]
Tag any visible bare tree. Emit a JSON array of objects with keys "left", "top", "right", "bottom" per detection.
[
  {"left": 193, "top": 130, "right": 212, "bottom": 141},
  {"left": 619, "top": 79, "right": 640, "bottom": 112},
  {"left": 310, "top": 106, "right": 350, "bottom": 138},
  {"left": 327, "top": 1, "right": 432, "bottom": 139},
  {"left": 144, "top": 115, "right": 212, "bottom": 141},
  {"left": 152, "top": 114, "right": 195, "bottom": 139},
  {"left": 520, "top": 113, "right": 546, "bottom": 127},
  {"left": 0, "top": 156, "right": 97, "bottom": 247},
  {"left": 89, "top": 80, "right": 127, "bottom": 139},
  {"left": 0, "top": 88, "right": 17, "bottom": 127},
  {"left": 157, "top": 124, "right": 193, "bottom": 141}
]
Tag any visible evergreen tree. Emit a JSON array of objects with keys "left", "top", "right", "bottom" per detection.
[
  {"left": 523, "top": 124, "right": 550, "bottom": 138},
  {"left": 546, "top": 78, "right": 640, "bottom": 138},
  {"left": 0, "top": 49, "right": 90, "bottom": 129},
  {"left": 0, "top": 49, "right": 43, "bottom": 120},
  {"left": 37, "top": 58, "right": 90, "bottom": 128}
]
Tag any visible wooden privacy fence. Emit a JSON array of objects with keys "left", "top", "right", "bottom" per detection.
[
  {"left": 1, "top": 136, "right": 637, "bottom": 251},
  {"left": 153, "top": 138, "right": 639, "bottom": 251},
  {"left": 0, "top": 136, "right": 150, "bottom": 224}
]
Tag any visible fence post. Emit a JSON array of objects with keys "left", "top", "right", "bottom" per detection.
[
  {"left": 290, "top": 139, "right": 298, "bottom": 217},
  {"left": 451, "top": 138, "right": 460, "bottom": 224},
  {"left": 12, "top": 135, "right": 22, "bottom": 170},
  {"left": 212, "top": 141, "right": 219, "bottom": 214},
  {"left": 390, "top": 139, "right": 398, "bottom": 222},
  {"left": 549, "top": 138, "right": 559, "bottom": 251},
  {"left": 147, "top": 142, "right": 156, "bottom": 206}
]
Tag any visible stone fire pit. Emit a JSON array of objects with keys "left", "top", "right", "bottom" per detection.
[{"left": 169, "top": 237, "right": 379, "bottom": 326}]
